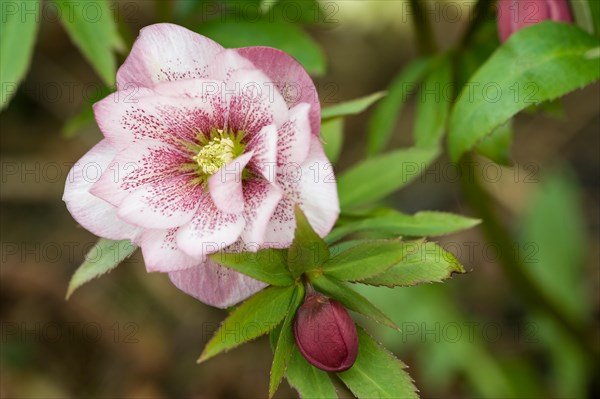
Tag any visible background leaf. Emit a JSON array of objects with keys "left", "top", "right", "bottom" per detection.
[
  {"left": 414, "top": 55, "right": 452, "bottom": 148},
  {"left": 321, "top": 91, "right": 386, "bottom": 120},
  {"left": 337, "top": 147, "right": 439, "bottom": 210},
  {"left": 199, "top": 285, "right": 295, "bottom": 363},
  {"left": 321, "top": 117, "right": 344, "bottom": 163},
  {"left": 448, "top": 22, "right": 600, "bottom": 161},
  {"left": 54, "top": 0, "right": 125, "bottom": 86},
  {"left": 474, "top": 119, "right": 513, "bottom": 165},
  {"left": 285, "top": 346, "right": 338, "bottom": 399},
  {"left": 367, "top": 58, "right": 431, "bottom": 155},
  {"left": 0, "top": 0, "right": 40, "bottom": 110},
  {"left": 360, "top": 241, "right": 465, "bottom": 287},
  {"left": 197, "top": 19, "right": 326, "bottom": 75},
  {"left": 338, "top": 327, "right": 418, "bottom": 399},
  {"left": 66, "top": 238, "right": 136, "bottom": 299}
]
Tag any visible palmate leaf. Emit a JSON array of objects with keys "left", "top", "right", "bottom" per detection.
[
  {"left": 286, "top": 346, "right": 338, "bottom": 399},
  {"left": 338, "top": 327, "right": 418, "bottom": 399},
  {"left": 360, "top": 241, "right": 465, "bottom": 287},
  {"left": 198, "top": 285, "right": 295, "bottom": 363},
  {"left": 311, "top": 275, "right": 399, "bottom": 330},
  {"left": 322, "top": 239, "right": 406, "bottom": 282},
  {"left": 448, "top": 22, "right": 600, "bottom": 161},
  {"left": 288, "top": 205, "right": 329, "bottom": 278},
  {"left": 209, "top": 248, "right": 293, "bottom": 286},
  {"left": 269, "top": 284, "right": 305, "bottom": 398},
  {"left": 321, "top": 91, "right": 386, "bottom": 120},
  {"left": 66, "top": 238, "right": 136, "bottom": 299}
]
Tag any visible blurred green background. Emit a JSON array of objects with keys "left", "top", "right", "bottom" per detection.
[{"left": 1, "top": 0, "right": 598, "bottom": 398}]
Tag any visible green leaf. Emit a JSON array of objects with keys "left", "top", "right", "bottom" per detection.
[
  {"left": 367, "top": 58, "right": 432, "bottom": 155},
  {"left": 269, "top": 284, "right": 304, "bottom": 398},
  {"left": 311, "top": 275, "right": 399, "bottom": 330},
  {"left": 0, "top": 0, "right": 40, "bottom": 110},
  {"left": 323, "top": 239, "right": 407, "bottom": 282},
  {"left": 196, "top": 19, "right": 325, "bottom": 75},
  {"left": 475, "top": 119, "right": 513, "bottom": 165},
  {"left": 288, "top": 205, "right": 329, "bottom": 278},
  {"left": 321, "top": 91, "right": 386, "bottom": 120},
  {"left": 61, "top": 105, "right": 95, "bottom": 138},
  {"left": 198, "top": 285, "right": 295, "bottom": 363},
  {"left": 209, "top": 248, "right": 293, "bottom": 286},
  {"left": 414, "top": 55, "right": 452, "bottom": 148},
  {"left": 66, "top": 239, "right": 136, "bottom": 299},
  {"left": 519, "top": 170, "right": 588, "bottom": 323},
  {"left": 360, "top": 241, "right": 465, "bottom": 287},
  {"left": 327, "top": 209, "right": 480, "bottom": 243},
  {"left": 448, "top": 22, "right": 600, "bottom": 161},
  {"left": 321, "top": 117, "right": 344, "bottom": 162},
  {"left": 338, "top": 327, "right": 417, "bottom": 399},
  {"left": 337, "top": 147, "right": 439, "bottom": 210},
  {"left": 571, "top": 0, "right": 598, "bottom": 35},
  {"left": 54, "top": 0, "right": 125, "bottom": 86},
  {"left": 286, "top": 346, "right": 338, "bottom": 399}
]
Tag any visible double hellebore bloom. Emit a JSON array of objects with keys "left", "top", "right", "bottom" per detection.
[
  {"left": 63, "top": 24, "right": 339, "bottom": 307},
  {"left": 293, "top": 291, "right": 358, "bottom": 372},
  {"left": 497, "top": 0, "right": 572, "bottom": 42}
]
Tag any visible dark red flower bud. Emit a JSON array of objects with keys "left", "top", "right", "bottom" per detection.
[
  {"left": 293, "top": 291, "right": 358, "bottom": 372},
  {"left": 497, "top": 0, "right": 572, "bottom": 42}
]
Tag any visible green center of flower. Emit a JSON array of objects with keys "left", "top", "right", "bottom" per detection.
[
  {"left": 180, "top": 128, "right": 247, "bottom": 185},
  {"left": 192, "top": 136, "right": 236, "bottom": 175}
]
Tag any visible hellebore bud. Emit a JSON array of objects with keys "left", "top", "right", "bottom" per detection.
[
  {"left": 497, "top": 0, "right": 573, "bottom": 42},
  {"left": 293, "top": 290, "right": 358, "bottom": 372}
]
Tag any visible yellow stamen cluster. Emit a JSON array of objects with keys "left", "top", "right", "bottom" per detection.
[{"left": 192, "top": 135, "right": 236, "bottom": 175}]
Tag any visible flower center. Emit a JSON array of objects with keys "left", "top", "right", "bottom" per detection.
[{"left": 193, "top": 136, "right": 236, "bottom": 175}]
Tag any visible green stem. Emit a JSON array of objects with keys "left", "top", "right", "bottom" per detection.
[
  {"left": 459, "top": 155, "right": 600, "bottom": 364},
  {"left": 408, "top": 0, "right": 437, "bottom": 55}
]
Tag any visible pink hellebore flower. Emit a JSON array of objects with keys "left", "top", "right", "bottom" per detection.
[
  {"left": 63, "top": 23, "right": 339, "bottom": 308},
  {"left": 497, "top": 0, "right": 572, "bottom": 42}
]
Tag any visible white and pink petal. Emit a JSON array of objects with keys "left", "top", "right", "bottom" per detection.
[
  {"left": 208, "top": 151, "right": 254, "bottom": 214},
  {"left": 168, "top": 259, "right": 266, "bottom": 308},
  {"left": 63, "top": 140, "right": 140, "bottom": 240},
  {"left": 138, "top": 228, "right": 201, "bottom": 272}
]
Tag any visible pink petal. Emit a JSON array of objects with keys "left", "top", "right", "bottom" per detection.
[
  {"left": 220, "top": 68, "right": 289, "bottom": 136},
  {"left": 168, "top": 258, "right": 267, "bottom": 308},
  {"left": 138, "top": 228, "right": 201, "bottom": 272},
  {"left": 276, "top": 103, "right": 312, "bottom": 168},
  {"left": 207, "top": 49, "right": 256, "bottom": 82},
  {"left": 264, "top": 136, "right": 339, "bottom": 245},
  {"left": 247, "top": 124, "right": 278, "bottom": 182},
  {"left": 208, "top": 151, "right": 254, "bottom": 214},
  {"left": 94, "top": 83, "right": 216, "bottom": 151},
  {"left": 90, "top": 140, "right": 188, "bottom": 208},
  {"left": 63, "top": 140, "right": 140, "bottom": 240},
  {"left": 240, "top": 179, "right": 283, "bottom": 246},
  {"left": 176, "top": 196, "right": 246, "bottom": 259},
  {"left": 236, "top": 46, "right": 321, "bottom": 136},
  {"left": 117, "top": 173, "right": 203, "bottom": 229},
  {"left": 117, "top": 23, "right": 223, "bottom": 89}
]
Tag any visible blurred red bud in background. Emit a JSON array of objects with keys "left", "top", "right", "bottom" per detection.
[{"left": 497, "top": 0, "right": 573, "bottom": 42}]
